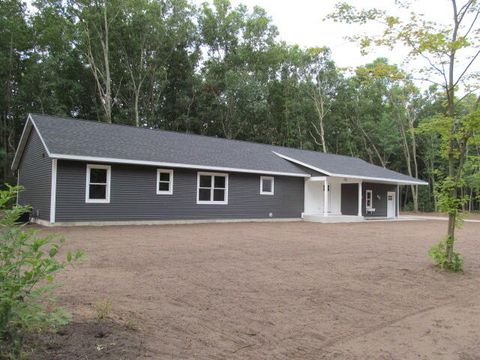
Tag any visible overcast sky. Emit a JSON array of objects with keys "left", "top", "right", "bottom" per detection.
[{"left": 195, "top": 0, "right": 459, "bottom": 83}]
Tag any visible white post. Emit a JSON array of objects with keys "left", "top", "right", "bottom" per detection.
[
  {"left": 396, "top": 184, "right": 400, "bottom": 218},
  {"left": 324, "top": 178, "right": 329, "bottom": 215},
  {"left": 50, "top": 159, "right": 57, "bottom": 224},
  {"left": 357, "top": 181, "right": 362, "bottom": 217}
]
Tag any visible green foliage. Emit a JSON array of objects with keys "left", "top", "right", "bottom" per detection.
[
  {"left": 428, "top": 237, "right": 464, "bottom": 272},
  {"left": 0, "top": 185, "right": 83, "bottom": 358}
]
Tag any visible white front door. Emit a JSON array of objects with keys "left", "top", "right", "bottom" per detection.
[{"left": 387, "top": 191, "right": 396, "bottom": 218}]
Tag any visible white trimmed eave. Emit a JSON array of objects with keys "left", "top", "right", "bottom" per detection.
[
  {"left": 272, "top": 151, "right": 429, "bottom": 186},
  {"left": 11, "top": 115, "right": 309, "bottom": 178},
  {"left": 11, "top": 114, "right": 53, "bottom": 171},
  {"left": 48, "top": 153, "right": 311, "bottom": 178}
]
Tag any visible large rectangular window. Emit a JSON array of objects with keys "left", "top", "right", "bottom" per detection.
[
  {"left": 86, "top": 164, "right": 111, "bottom": 203},
  {"left": 197, "top": 172, "right": 228, "bottom": 204},
  {"left": 157, "top": 169, "right": 173, "bottom": 195}
]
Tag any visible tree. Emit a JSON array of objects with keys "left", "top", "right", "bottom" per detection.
[
  {"left": 302, "top": 47, "right": 339, "bottom": 153},
  {"left": 72, "top": 0, "right": 122, "bottom": 123},
  {"left": 0, "top": 0, "right": 31, "bottom": 182},
  {"left": 329, "top": 0, "right": 480, "bottom": 270}
]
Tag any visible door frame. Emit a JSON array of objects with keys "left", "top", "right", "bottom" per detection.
[{"left": 387, "top": 191, "right": 396, "bottom": 218}]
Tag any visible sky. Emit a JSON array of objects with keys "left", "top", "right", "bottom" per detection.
[{"left": 195, "top": 0, "right": 462, "bottom": 87}]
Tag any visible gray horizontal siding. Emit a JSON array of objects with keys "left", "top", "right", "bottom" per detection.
[
  {"left": 55, "top": 161, "right": 304, "bottom": 222},
  {"left": 17, "top": 129, "right": 51, "bottom": 220},
  {"left": 362, "top": 182, "right": 397, "bottom": 217},
  {"left": 341, "top": 183, "right": 358, "bottom": 216},
  {"left": 341, "top": 182, "right": 397, "bottom": 217}
]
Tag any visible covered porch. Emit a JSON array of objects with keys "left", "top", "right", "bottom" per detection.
[{"left": 302, "top": 176, "right": 400, "bottom": 222}]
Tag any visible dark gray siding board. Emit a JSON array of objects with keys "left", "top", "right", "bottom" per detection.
[
  {"left": 362, "top": 182, "right": 397, "bottom": 217},
  {"left": 341, "top": 182, "right": 397, "bottom": 217},
  {"left": 341, "top": 184, "right": 358, "bottom": 215},
  {"left": 17, "top": 129, "right": 51, "bottom": 220},
  {"left": 55, "top": 160, "right": 304, "bottom": 222}
]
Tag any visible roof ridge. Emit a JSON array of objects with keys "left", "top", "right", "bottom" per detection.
[{"left": 29, "top": 113, "right": 359, "bottom": 160}]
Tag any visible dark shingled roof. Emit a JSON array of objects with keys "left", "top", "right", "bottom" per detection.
[{"left": 14, "top": 113, "right": 427, "bottom": 184}]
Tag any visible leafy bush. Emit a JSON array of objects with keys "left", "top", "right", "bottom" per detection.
[
  {"left": 428, "top": 236, "right": 463, "bottom": 272},
  {"left": 0, "top": 185, "right": 83, "bottom": 358}
]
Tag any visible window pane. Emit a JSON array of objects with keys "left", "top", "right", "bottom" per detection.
[
  {"left": 199, "top": 188, "right": 211, "bottom": 201},
  {"left": 159, "top": 182, "right": 170, "bottom": 191},
  {"left": 159, "top": 172, "right": 170, "bottom": 182},
  {"left": 214, "top": 176, "right": 225, "bottom": 188},
  {"left": 262, "top": 179, "right": 272, "bottom": 192},
  {"left": 213, "top": 189, "right": 225, "bottom": 201},
  {"left": 200, "top": 175, "right": 211, "bottom": 188},
  {"left": 90, "top": 168, "right": 107, "bottom": 183},
  {"left": 89, "top": 184, "right": 106, "bottom": 199}
]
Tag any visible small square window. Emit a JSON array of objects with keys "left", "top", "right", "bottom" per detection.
[{"left": 260, "top": 176, "right": 274, "bottom": 195}]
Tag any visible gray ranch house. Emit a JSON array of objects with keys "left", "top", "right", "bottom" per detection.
[{"left": 12, "top": 114, "right": 427, "bottom": 225}]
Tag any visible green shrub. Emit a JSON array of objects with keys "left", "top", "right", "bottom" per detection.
[
  {"left": 428, "top": 236, "right": 463, "bottom": 272},
  {"left": 0, "top": 185, "right": 83, "bottom": 358}
]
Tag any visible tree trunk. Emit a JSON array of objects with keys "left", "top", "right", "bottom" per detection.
[{"left": 103, "top": 2, "right": 112, "bottom": 123}]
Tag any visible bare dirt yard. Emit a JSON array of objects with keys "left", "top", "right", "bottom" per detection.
[{"left": 35, "top": 220, "right": 480, "bottom": 359}]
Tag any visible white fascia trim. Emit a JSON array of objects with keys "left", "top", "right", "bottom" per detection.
[
  {"left": 272, "top": 151, "right": 333, "bottom": 176},
  {"left": 331, "top": 173, "right": 429, "bottom": 185},
  {"left": 272, "top": 151, "right": 428, "bottom": 186},
  {"left": 49, "top": 153, "right": 309, "bottom": 178},
  {"left": 11, "top": 115, "right": 53, "bottom": 170},
  {"left": 50, "top": 159, "right": 57, "bottom": 224}
]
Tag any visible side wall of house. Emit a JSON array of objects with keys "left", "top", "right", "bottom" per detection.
[
  {"left": 55, "top": 160, "right": 304, "bottom": 222},
  {"left": 17, "top": 129, "right": 51, "bottom": 221}
]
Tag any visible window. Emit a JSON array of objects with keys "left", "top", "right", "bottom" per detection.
[
  {"left": 157, "top": 169, "right": 173, "bottom": 195},
  {"left": 366, "top": 190, "right": 373, "bottom": 209},
  {"left": 260, "top": 176, "right": 274, "bottom": 195},
  {"left": 86, "top": 164, "right": 111, "bottom": 203},
  {"left": 197, "top": 172, "right": 228, "bottom": 204}
]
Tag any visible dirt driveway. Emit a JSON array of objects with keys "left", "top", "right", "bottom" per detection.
[{"left": 45, "top": 220, "right": 480, "bottom": 359}]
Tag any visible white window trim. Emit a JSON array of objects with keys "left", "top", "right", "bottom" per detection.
[
  {"left": 196, "top": 171, "right": 229, "bottom": 205},
  {"left": 260, "top": 176, "right": 274, "bottom": 195},
  {"left": 365, "top": 189, "right": 373, "bottom": 209},
  {"left": 156, "top": 169, "right": 174, "bottom": 195},
  {"left": 85, "top": 164, "right": 111, "bottom": 203}
]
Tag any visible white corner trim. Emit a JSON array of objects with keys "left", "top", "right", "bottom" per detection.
[
  {"left": 196, "top": 171, "right": 229, "bottom": 205},
  {"left": 272, "top": 151, "right": 428, "bottom": 185},
  {"left": 156, "top": 169, "right": 174, "bottom": 195},
  {"left": 85, "top": 164, "right": 111, "bottom": 203},
  {"left": 50, "top": 159, "right": 57, "bottom": 224},
  {"left": 260, "top": 176, "right": 274, "bottom": 195}
]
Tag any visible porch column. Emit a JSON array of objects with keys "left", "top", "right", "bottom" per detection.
[
  {"left": 323, "top": 178, "right": 329, "bottom": 215},
  {"left": 396, "top": 184, "right": 400, "bottom": 218},
  {"left": 357, "top": 181, "right": 362, "bottom": 217}
]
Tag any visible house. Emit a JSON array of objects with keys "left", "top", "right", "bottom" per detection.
[{"left": 12, "top": 114, "right": 427, "bottom": 225}]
